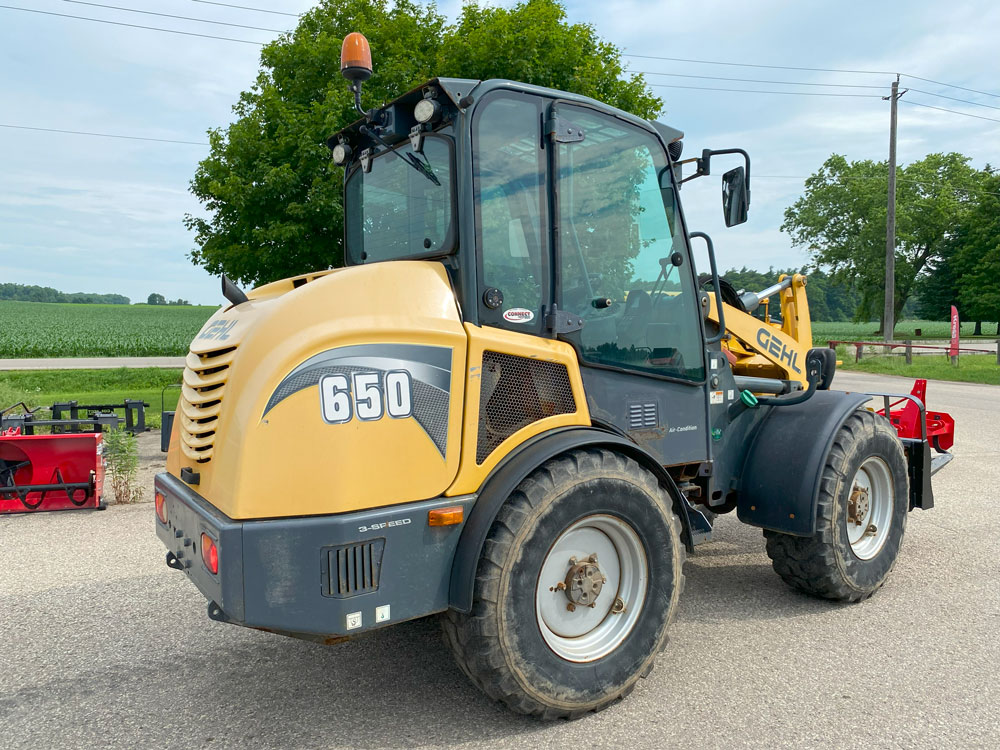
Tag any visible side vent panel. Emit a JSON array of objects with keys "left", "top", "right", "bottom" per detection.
[
  {"left": 627, "top": 401, "right": 658, "bottom": 430},
  {"left": 178, "top": 345, "right": 237, "bottom": 463},
  {"left": 476, "top": 351, "right": 576, "bottom": 464},
  {"left": 324, "top": 539, "right": 385, "bottom": 598}
]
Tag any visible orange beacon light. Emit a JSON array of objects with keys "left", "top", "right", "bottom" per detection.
[{"left": 340, "top": 32, "right": 372, "bottom": 82}]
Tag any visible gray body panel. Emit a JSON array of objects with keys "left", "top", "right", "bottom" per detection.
[
  {"left": 702, "top": 345, "right": 772, "bottom": 504},
  {"left": 581, "top": 366, "right": 709, "bottom": 467},
  {"left": 155, "top": 472, "right": 475, "bottom": 637}
]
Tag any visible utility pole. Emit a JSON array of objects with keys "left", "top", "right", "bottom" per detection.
[{"left": 883, "top": 76, "right": 905, "bottom": 342}]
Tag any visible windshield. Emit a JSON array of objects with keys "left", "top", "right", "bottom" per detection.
[{"left": 345, "top": 136, "right": 454, "bottom": 264}]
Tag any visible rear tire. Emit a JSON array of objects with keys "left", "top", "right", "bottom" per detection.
[
  {"left": 442, "top": 448, "right": 684, "bottom": 718},
  {"left": 764, "top": 409, "right": 908, "bottom": 602}
]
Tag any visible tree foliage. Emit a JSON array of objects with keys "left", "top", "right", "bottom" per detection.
[
  {"left": 187, "top": 0, "right": 662, "bottom": 287},
  {"left": 781, "top": 152, "right": 985, "bottom": 333},
  {"left": 955, "top": 170, "right": 1000, "bottom": 327},
  {"left": 0, "top": 283, "right": 129, "bottom": 305}
]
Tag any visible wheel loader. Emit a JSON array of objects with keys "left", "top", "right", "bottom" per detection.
[{"left": 155, "top": 33, "right": 955, "bottom": 719}]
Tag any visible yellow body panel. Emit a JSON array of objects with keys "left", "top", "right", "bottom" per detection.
[
  {"left": 167, "top": 261, "right": 467, "bottom": 519},
  {"left": 445, "top": 324, "right": 591, "bottom": 497},
  {"left": 706, "top": 273, "right": 812, "bottom": 389}
]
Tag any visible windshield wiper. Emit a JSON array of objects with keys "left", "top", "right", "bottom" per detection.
[{"left": 359, "top": 125, "right": 440, "bottom": 186}]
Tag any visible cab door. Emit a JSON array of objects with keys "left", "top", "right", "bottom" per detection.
[{"left": 548, "top": 102, "right": 710, "bottom": 466}]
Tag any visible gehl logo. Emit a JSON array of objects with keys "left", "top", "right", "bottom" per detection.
[
  {"left": 198, "top": 319, "right": 237, "bottom": 342},
  {"left": 756, "top": 327, "right": 802, "bottom": 374}
]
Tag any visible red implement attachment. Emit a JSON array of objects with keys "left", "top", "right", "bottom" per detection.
[
  {"left": 877, "top": 379, "right": 955, "bottom": 452},
  {"left": 0, "top": 432, "right": 105, "bottom": 514}
]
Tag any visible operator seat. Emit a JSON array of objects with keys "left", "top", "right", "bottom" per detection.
[{"left": 617, "top": 289, "right": 653, "bottom": 352}]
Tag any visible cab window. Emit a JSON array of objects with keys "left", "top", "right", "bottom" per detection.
[
  {"left": 555, "top": 106, "right": 704, "bottom": 382},
  {"left": 473, "top": 94, "right": 548, "bottom": 332}
]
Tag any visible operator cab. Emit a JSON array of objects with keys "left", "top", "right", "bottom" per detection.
[
  {"left": 329, "top": 76, "right": 738, "bottom": 375},
  {"left": 329, "top": 38, "right": 752, "bottom": 471}
]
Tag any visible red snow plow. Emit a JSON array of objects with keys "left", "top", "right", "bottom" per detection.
[
  {"left": 877, "top": 379, "right": 955, "bottom": 452},
  {"left": 870, "top": 379, "right": 955, "bottom": 509},
  {"left": 0, "top": 429, "right": 105, "bottom": 513}
]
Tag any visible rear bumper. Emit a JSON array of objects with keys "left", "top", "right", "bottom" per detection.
[{"left": 154, "top": 472, "right": 475, "bottom": 637}]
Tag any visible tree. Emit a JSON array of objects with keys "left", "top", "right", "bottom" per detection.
[
  {"left": 782, "top": 152, "right": 984, "bottom": 334},
  {"left": 186, "top": 0, "right": 661, "bottom": 287},
  {"left": 147, "top": 293, "right": 166, "bottom": 305},
  {"left": 955, "top": 171, "right": 1000, "bottom": 334}
]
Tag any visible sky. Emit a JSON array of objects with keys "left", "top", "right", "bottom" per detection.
[{"left": 1, "top": 0, "right": 998, "bottom": 305}]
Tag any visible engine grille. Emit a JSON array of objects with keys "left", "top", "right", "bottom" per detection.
[
  {"left": 325, "top": 539, "right": 385, "bottom": 598},
  {"left": 177, "top": 345, "right": 237, "bottom": 463},
  {"left": 476, "top": 351, "right": 576, "bottom": 464}
]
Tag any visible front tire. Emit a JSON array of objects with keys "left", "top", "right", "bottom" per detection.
[
  {"left": 442, "top": 448, "right": 684, "bottom": 718},
  {"left": 764, "top": 408, "right": 909, "bottom": 602}
]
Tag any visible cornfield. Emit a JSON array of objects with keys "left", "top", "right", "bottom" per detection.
[{"left": 0, "top": 301, "right": 217, "bottom": 357}]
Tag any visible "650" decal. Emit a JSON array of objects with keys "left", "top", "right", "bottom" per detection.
[{"left": 320, "top": 371, "right": 413, "bottom": 424}]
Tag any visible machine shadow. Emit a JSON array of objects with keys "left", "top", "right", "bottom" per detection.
[
  {"left": 197, "top": 616, "right": 548, "bottom": 745},
  {"left": 676, "top": 517, "right": 852, "bottom": 625}
]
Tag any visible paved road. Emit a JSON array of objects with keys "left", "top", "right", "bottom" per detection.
[
  {"left": 1, "top": 372, "right": 997, "bottom": 749},
  {"left": 0, "top": 356, "right": 185, "bottom": 370}
]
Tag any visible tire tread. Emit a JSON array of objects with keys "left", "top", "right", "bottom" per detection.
[{"left": 443, "top": 448, "right": 684, "bottom": 718}]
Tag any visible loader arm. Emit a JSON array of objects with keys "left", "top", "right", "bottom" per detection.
[{"left": 706, "top": 273, "right": 813, "bottom": 390}]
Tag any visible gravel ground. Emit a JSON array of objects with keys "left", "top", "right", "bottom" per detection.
[{"left": 1, "top": 371, "right": 997, "bottom": 749}]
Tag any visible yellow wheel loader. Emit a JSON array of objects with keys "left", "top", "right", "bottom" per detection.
[{"left": 155, "top": 33, "right": 953, "bottom": 718}]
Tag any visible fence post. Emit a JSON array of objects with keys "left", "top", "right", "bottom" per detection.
[
  {"left": 996, "top": 339, "right": 999, "bottom": 366},
  {"left": 856, "top": 344, "right": 863, "bottom": 362},
  {"left": 951, "top": 354, "right": 958, "bottom": 366},
  {"left": 904, "top": 340, "right": 912, "bottom": 365}
]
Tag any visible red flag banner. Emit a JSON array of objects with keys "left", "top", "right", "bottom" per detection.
[{"left": 949, "top": 305, "right": 960, "bottom": 357}]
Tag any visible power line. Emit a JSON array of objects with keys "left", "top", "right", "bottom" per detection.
[
  {"left": 189, "top": 0, "right": 300, "bottom": 17},
  {"left": 901, "top": 99, "right": 1000, "bottom": 124},
  {"left": 755, "top": 174, "right": 1000, "bottom": 198},
  {"left": 903, "top": 74, "right": 1000, "bottom": 100},
  {"left": 636, "top": 70, "right": 886, "bottom": 90},
  {"left": 62, "top": 0, "right": 287, "bottom": 33},
  {"left": 0, "top": 123, "right": 208, "bottom": 145},
  {"left": 626, "top": 52, "right": 1000, "bottom": 101},
  {"left": 648, "top": 82, "right": 881, "bottom": 98},
  {"left": 907, "top": 88, "right": 1000, "bottom": 112},
  {"left": 0, "top": 4, "right": 266, "bottom": 44},
  {"left": 624, "top": 53, "right": 895, "bottom": 76}
]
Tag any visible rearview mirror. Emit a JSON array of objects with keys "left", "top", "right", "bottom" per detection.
[{"left": 722, "top": 167, "right": 749, "bottom": 226}]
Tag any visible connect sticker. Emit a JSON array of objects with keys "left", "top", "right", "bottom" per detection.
[
  {"left": 346, "top": 611, "right": 362, "bottom": 630},
  {"left": 502, "top": 308, "right": 534, "bottom": 323}
]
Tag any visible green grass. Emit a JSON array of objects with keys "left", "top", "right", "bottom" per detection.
[
  {"left": 814, "top": 319, "right": 999, "bottom": 346},
  {"left": 0, "top": 368, "right": 184, "bottom": 428},
  {"left": 0, "top": 300, "right": 216, "bottom": 357},
  {"left": 838, "top": 352, "right": 999, "bottom": 386}
]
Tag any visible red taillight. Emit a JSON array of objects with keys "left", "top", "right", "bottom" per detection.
[
  {"left": 155, "top": 492, "right": 167, "bottom": 524},
  {"left": 201, "top": 533, "right": 218, "bottom": 574}
]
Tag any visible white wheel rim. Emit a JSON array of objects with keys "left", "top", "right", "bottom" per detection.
[
  {"left": 534, "top": 514, "right": 648, "bottom": 663},
  {"left": 846, "top": 457, "right": 893, "bottom": 560}
]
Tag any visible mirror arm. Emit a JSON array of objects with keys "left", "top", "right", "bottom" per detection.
[
  {"left": 702, "top": 147, "right": 751, "bottom": 198},
  {"left": 675, "top": 155, "right": 708, "bottom": 185}
]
